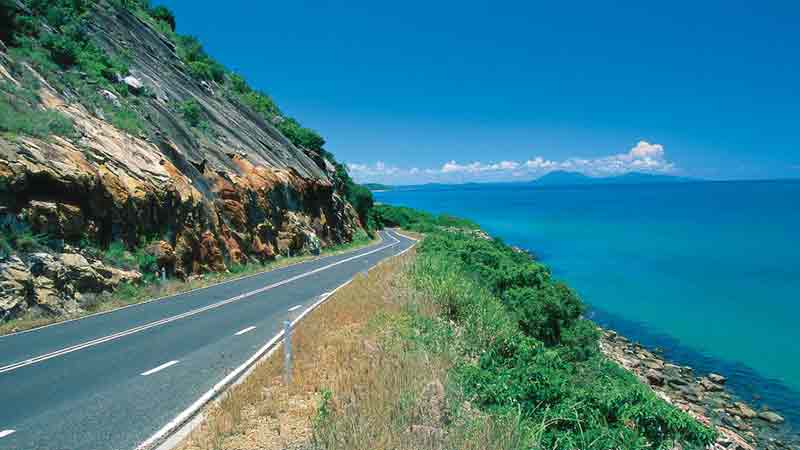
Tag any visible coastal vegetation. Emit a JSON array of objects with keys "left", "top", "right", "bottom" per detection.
[{"left": 175, "top": 206, "right": 716, "bottom": 450}]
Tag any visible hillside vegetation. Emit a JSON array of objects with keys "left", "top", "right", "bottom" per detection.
[
  {"left": 0, "top": 0, "right": 374, "bottom": 226},
  {"left": 176, "top": 205, "right": 716, "bottom": 450},
  {"left": 359, "top": 206, "right": 714, "bottom": 449},
  {"left": 0, "top": 0, "right": 379, "bottom": 324}
]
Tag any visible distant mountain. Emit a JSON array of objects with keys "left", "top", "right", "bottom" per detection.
[
  {"left": 534, "top": 171, "right": 692, "bottom": 186},
  {"left": 534, "top": 171, "right": 595, "bottom": 185}
]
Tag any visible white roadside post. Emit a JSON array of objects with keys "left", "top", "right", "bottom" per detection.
[{"left": 284, "top": 304, "right": 303, "bottom": 385}]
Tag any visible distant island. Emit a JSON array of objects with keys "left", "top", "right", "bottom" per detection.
[
  {"left": 363, "top": 183, "right": 392, "bottom": 191},
  {"left": 533, "top": 170, "right": 693, "bottom": 186}
]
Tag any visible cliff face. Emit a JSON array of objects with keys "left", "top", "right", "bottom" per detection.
[
  {"left": 0, "top": 3, "right": 360, "bottom": 278},
  {"left": 0, "top": 1, "right": 363, "bottom": 321}
]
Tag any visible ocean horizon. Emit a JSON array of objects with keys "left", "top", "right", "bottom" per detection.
[{"left": 375, "top": 178, "right": 800, "bottom": 428}]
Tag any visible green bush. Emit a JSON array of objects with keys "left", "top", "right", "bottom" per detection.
[
  {"left": 176, "top": 35, "right": 225, "bottom": 82},
  {"left": 276, "top": 117, "right": 325, "bottom": 151},
  {"left": 0, "top": 92, "right": 75, "bottom": 138},
  {"left": 178, "top": 99, "right": 202, "bottom": 127},
  {"left": 373, "top": 204, "right": 479, "bottom": 232},
  {"left": 404, "top": 223, "right": 717, "bottom": 449},
  {"left": 502, "top": 283, "right": 583, "bottom": 346},
  {"left": 148, "top": 5, "right": 175, "bottom": 31},
  {"left": 111, "top": 108, "right": 145, "bottom": 134}
]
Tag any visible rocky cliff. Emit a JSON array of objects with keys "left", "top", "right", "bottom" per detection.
[{"left": 0, "top": 0, "right": 362, "bottom": 321}]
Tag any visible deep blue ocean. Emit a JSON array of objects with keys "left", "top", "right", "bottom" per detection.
[{"left": 375, "top": 179, "right": 800, "bottom": 426}]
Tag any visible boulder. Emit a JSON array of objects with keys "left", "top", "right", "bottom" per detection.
[
  {"left": 645, "top": 369, "right": 665, "bottom": 386},
  {"left": 734, "top": 402, "right": 757, "bottom": 419},
  {"left": 31, "top": 275, "right": 79, "bottom": 316},
  {"left": 23, "top": 201, "right": 88, "bottom": 240},
  {"left": 146, "top": 240, "right": 176, "bottom": 271},
  {"left": 0, "top": 256, "right": 32, "bottom": 319},
  {"left": 700, "top": 377, "right": 723, "bottom": 392},
  {"left": 123, "top": 75, "right": 143, "bottom": 92},
  {"left": 100, "top": 89, "right": 121, "bottom": 106},
  {"left": 709, "top": 373, "right": 727, "bottom": 385},
  {"left": 758, "top": 411, "right": 784, "bottom": 424}
]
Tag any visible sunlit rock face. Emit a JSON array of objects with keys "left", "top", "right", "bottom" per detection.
[
  {"left": 0, "top": 4, "right": 360, "bottom": 281},
  {"left": 0, "top": 3, "right": 361, "bottom": 320}
]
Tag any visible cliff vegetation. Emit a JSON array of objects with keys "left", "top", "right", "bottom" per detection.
[{"left": 0, "top": 0, "right": 375, "bottom": 323}]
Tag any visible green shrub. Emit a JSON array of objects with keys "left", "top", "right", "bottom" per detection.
[
  {"left": 111, "top": 108, "right": 145, "bottom": 134},
  {"left": 178, "top": 99, "right": 202, "bottom": 127},
  {"left": 276, "top": 117, "right": 325, "bottom": 151},
  {"left": 404, "top": 224, "right": 717, "bottom": 449},
  {"left": 176, "top": 35, "right": 226, "bottom": 82},
  {"left": 103, "top": 241, "right": 134, "bottom": 268},
  {"left": 373, "top": 204, "right": 479, "bottom": 232},
  {"left": 148, "top": 5, "right": 175, "bottom": 31},
  {"left": 0, "top": 91, "right": 75, "bottom": 138},
  {"left": 502, "top": 283, "right": 583, "bottom": 346}
]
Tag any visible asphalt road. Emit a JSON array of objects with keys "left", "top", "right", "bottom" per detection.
[{"left": 0, "top": 229, "right": 415, "bottom": 450}]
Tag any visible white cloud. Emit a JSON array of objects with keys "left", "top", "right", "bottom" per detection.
[
  {"left": 628, "top": 141, "right": 664, "bottom": 159},
  {"left": 346, "top": 140, "right": 677, "bottom": 184}
]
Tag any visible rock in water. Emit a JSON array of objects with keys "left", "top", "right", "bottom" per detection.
[
  {"left": 758, "top": 411, "right": 785, "bottom": 424},
  {"left": 708, "top": 373, "right": 727, "bottom": 384}
]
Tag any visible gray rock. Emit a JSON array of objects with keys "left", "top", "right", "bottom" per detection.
[
  {"left": 700, "top": 377, "right": 723, "bottom": 392},
  {"left": 123, "top": 75, "right": 143, "bottom": 92},
  {"left": 735, "top": 402, "right": 757, "bottom": 419},
  {"left": 646, "top": 369, "right": 665, "bottom": 386},
  {"left": 100, "top": 89, "right": 120, "bottom": 106},
  {"left": 0, "top": 256, "right": 32, "bottom": 319},
  {"left": 758, "top": 411, "right": 784, "bottom": 424},
  {"left": 709, "top": 373, "right": 728, "bottom": 384}
]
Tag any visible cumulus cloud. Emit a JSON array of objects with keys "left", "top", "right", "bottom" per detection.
[{"left": 347, "top": 140, "right": 676, "bottom": 184}]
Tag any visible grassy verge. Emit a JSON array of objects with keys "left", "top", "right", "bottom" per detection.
[
  {"left": 0, "top": 233, "right": 378, "bottom": 336},
  {"left": 173, "top": 219, "right": 716, "bottom": 450}
]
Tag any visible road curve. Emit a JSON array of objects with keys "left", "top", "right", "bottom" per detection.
[{"left": 0, "top": 229, "right": 415, "bottom": 450}]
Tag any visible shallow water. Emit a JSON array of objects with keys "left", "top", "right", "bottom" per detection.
[{"left": 375, "top": 179, "right": 800, "bottom": 425}]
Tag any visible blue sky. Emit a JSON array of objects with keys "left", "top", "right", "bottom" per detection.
[{"left": 159, "top": 0, "right": 799, "bottom": 184}]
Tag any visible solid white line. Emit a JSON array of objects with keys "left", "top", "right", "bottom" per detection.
[
  {"left": 0, "top": 430, "right": 15, "bottom": 438},
  {"left": 287, "top": 305, "right": 303, "bottom": 312},
  {"left": 234, "top": 326, "right": 256, "bottom": 336},
  {"left": 0, "top": 233, "right": 388, "bottom": 340},
  {"left": 0, "top": 232, "right": 401, "bottom": 375},
  {"left": 141, "top": 231, "right": 415, "bottom": 450},
  {"left": 141, "top": 360, "right": 179, "bottom": 376}
]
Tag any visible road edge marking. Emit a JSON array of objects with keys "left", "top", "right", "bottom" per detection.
[
  {"left": 141, "top": 230, "right": 416, "bottom": 450},
  {"left": 0, "top": 233, "right": 387, "bottom": 339},
  {"left": 0, "top": 232, "right": 401, "bottom": 374}
]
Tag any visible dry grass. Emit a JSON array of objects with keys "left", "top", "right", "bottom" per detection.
[
  {"left": 0, "top": 237, "right": 379, "bottom": 336},
  {"left": 176, "top": 243, "right": 525, "bottom": 450}
]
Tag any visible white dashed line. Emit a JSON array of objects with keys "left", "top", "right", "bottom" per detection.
[
  {"left": 0, "top": 232, "right": 401, "bottom": 375},
  {"left": 141, "top": 360, "right": 179, "bottom": 376},
  {"left": 234, "top": 326, "right": 256, "bottom": 336},
  {"left": 0, "top": 430, "right": 16, "bottom": 438}
]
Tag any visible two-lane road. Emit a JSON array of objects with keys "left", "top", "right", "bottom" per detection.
[{"left": 0, "top": 229, "right": 415, "bottom": 450}]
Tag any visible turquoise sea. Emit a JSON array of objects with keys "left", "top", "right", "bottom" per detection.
[{"left": 375, "top": 179, "right": 800, "bottom": 425}]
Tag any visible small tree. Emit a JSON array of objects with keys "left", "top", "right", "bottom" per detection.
[
  {"left": 149, "top": 5, "right": 175, "bottom": 31},
  {"left": 502, "top": 282, "right": 584, "bottom": 346}
]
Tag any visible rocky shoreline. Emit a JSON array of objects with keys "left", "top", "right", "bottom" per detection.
[{"left": 600, "top": 329, "right": 797, "bottom": 450}]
